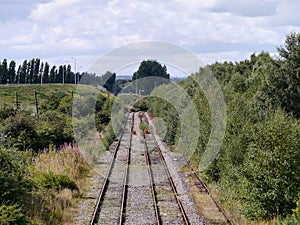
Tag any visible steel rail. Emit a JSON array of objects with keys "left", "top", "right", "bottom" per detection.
[
  {"left": 186, "top": 160, "right": 235, "bottom": 225},
  {"left": 118, "top": 113, "right": 134, "bottom": 224},
  {"left": 140, "top": 115, "right": 161, "bottom": 225},
  {"left": 151, "top": 135, "right": 190, "bottom": 225},
  {"left": 89, "top": 115, "right": 132, "bottom": 225}
]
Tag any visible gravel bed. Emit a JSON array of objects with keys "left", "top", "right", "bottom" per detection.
[
  {"left": 146, "top": 112, "right": 207, "bottom": 225},
  {"left": 74, "top": 150, "right": 113, "bottom": 224},
  {"left": 97, "top": 118, "right": 132, "bottom": 225},
  {"left": 145, "top": 134, "right": 185, "bottom": 224},
  {"left": 75, "top": 112, "right": 207, "bottom": 224},
  {"left": 124, "top": 112, "right": 156, "bottom": 225}
]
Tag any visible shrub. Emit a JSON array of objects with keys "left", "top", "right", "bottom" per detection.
[
  {"left": 0, "top": 204, "right": 31, "bottom": 225},
  {"left": 0, "top": 148, "right": 33, "bottom": 204},
  {"left": 34, "top": 172, "right": 78, "bottom": 191},
  {"left": 36, "top": 111, "right": 73, "bottom": 149},
  {"left": 0, "top": 104, "right": 15, "bottom": 122},
  {"left": 241, "top": 111, "right": 300, "bottom": 219},
  {"left": 0, "top": 112, "right": 38, "bottom": 151}
]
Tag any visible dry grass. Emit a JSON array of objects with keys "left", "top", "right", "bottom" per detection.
[
  {"left": 30, "top": 143, "right": 90, "bottom": 224},
  {"left": 34, "top": 143, "right": 90, "bottom": 179}
]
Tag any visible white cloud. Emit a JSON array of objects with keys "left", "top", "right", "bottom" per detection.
[
  {"left": 210, "top": 0, "right": 279, "bottom": 17},
  {"left": 0, "top": 0, "right": 300, "bottom": 71}
]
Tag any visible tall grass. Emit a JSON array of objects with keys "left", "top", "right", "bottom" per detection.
[
  {"left": 34, "top": 143, "right": 89, "bottom": 179},
  {"left": 28, "top": 143, "right": 90, "bottom": 224}
]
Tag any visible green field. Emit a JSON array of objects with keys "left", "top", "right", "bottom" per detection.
[{"left": 0, "top": 84, "right": 105, "bottom": 109}]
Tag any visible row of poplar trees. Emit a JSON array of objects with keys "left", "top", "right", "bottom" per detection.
[{"left": 0, "top": 58, "right": 78, "bottom": 84}]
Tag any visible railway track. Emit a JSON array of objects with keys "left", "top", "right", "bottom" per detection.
[
  {"left": 90, "top": 112, "right": 195, "bottom": 224},
  {"left": 185, "top": 160, "right": 235, "bottom": 225},
  {"left": 144, "top": 112, "right": 235, "bottom": 225},
  {"left": 90, "top": 111, "right": 234, "bottom": 224},
  {"left": 90, "top": 114, "right": 133, "bottom": 225},
  {"left": 142, "top": 129, "right": 190, "bottom": 224}
]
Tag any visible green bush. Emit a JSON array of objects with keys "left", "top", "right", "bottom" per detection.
[
  {"left": 34, "top": 172, "right": 78, "bottom": 191},
  {"left": 0, "top": 104, "right": 15, "bottom": 122},
  {"left": 0, "top": 204, "right": 31, "bottom": 225},
  {"left": 39, "top": 92, "right": 66, "bottom": 112},
  {"left": 57, "top": 95, "right": 73, "bottom": 116},
  {"left": 241, "top": 111, "right": 300, "bottom": 219},
  {"left": 0, "top": 148, "right": 33, "bottom": 204},
  {"left": 0, "top": 112, "right": 38, "bottom": 151},
  {"left": 36, "top": 111, "right": 73, "bottom": 148}
]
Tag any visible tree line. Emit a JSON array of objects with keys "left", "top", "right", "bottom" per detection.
[
  {"left": 0, "top": 58, "right": 80, "bottom": 85},
  {"left": 134, "top": 32, "right": 300, "bottom": 224}
]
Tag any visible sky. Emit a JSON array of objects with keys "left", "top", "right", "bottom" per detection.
[{"left": 0, "top": 0, "right": 300, "bottom": 75}]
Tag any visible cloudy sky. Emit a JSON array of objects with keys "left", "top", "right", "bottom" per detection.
[{"left": 0, "top": 0, "right": 299, "bottom": 73}]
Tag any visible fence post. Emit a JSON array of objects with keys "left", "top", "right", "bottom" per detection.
[
  {"left": 34, "top": 90, "right": 39, "bottom": 119},
  {"left": 15, "top": 91, "right": 19, "bottom": 110}
]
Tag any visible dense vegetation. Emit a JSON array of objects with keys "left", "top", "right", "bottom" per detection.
[
  {"left": 0, "top": 84, "right": 114, "bottom": 224},
  {"left": 136, "top": 32, "right": 300, "bottom": 224}
]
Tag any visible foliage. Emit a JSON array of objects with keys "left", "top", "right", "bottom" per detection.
[
  {"left": 278, "top": 195, "right": 300, "bottom": 225},
  {"left": 36, "top": 110, "right": 73, "bottom": 148},
  {"left": 101, "top": 123, "right": 116, "bottom": 150},
  {"left": 132, "top": 60, "right": 170, "bottom": 81},
  {"left": 240, "top": 111, "right": 300, "bottom": 219},
  {"left": 0, "top": 104, "right": 15, "bottom": 122},
  {"left": 0, "top": 84, "right": 113, "bottom": 224},
  {"left": 0, "top": 148, "right": 33, "bottom": 204},
  {"left": 101, "top": 71, "right": 116, "bottom": 93},
  {"left": 95, "top": 96, "right": 113, "bottom": 131},
  {"left": 0, "top": 204, "right": 32, "bottom": 225},
  {"left": 34, "top": 143, "right": 89, "bottom": 179},
  {"left": 39, "top": 91, "right": 67, "bottom": 112},
  {"left": 143, "top": 33, "right": 300, "bottom": 222},
  {"left": 139, "top": 121, "right": 149, "bottom": 131},
  {"left": 132, "top": 60, "right": 170, "bottom": 95},
  {"left": 0, "top": 112, "right": 38, "bottom": 151},
  {"left": 260, "top": 32, "right": 300, "bottom": 118},
  {"left": 34, "top": 172, "right": 78, "bottom": 191}
]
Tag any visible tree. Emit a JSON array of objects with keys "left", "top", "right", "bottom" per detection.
[
  {"left": 43, "top": 62, "right": 50, "bottom": 83},
  {"left": 240, "top": 111, "right": 300, "bottom": 219},
  {"left": 8, "top": 60, "right": 16, "bottom": 84},
  {"left": 132, "top": 59, "right": 170, "bottom": 80},
  {"left": 32, "top": 58, "right": 40, "bottom": 84},
  {"left": 49, "top": 66, "right": 56, "bottom": 83},
  {"left": 101, "top": 71, "right": 116, "bottom": 93},
  {"left": 132, "top": 60, "right": 170, "bottom": 95},
  {"left": 19, "top": 60, "right": 27, "bottom": 84},
  {"left": 261, "top": 32, "right": 300, "bottom": 118},
  {"left": 1, "top": 59, "right": 8, "bottom": 84}
]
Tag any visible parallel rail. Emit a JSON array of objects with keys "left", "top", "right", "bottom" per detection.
[
  {"left": 141, "top": 114, "right": 190, "bottom": 225},
  {"left": 145, "top": 111, "right": 234, "bottom": 225},
  {"left": 143, "top": 134, "right": 162, "bottom": 225},
  {"left": 151, "top": 135, "right": 190, "bottom": 225},
  {"left": 89, "top": 114, "right": 133, "bottom": 225},
  {"left": 186, "top": 160, "right": 235, "bottom": 225}
]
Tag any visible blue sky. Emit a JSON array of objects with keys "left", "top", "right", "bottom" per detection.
[{"left": 0, "top": 0, "right": 299, "bottom": 74}]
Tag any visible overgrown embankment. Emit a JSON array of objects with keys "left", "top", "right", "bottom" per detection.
[{"left": 0, "top": 84, "right": 115, "bottom": 224}]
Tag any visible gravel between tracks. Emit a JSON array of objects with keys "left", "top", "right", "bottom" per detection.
[
  {"left": 146, "top": 112, "right": 207, "bottom": 225},
  {"left": 124, "top": 112, "right": 156, "bottom": 225},
  {"left": 74, "top": 112, "right": 207, "bottom": 225}
]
